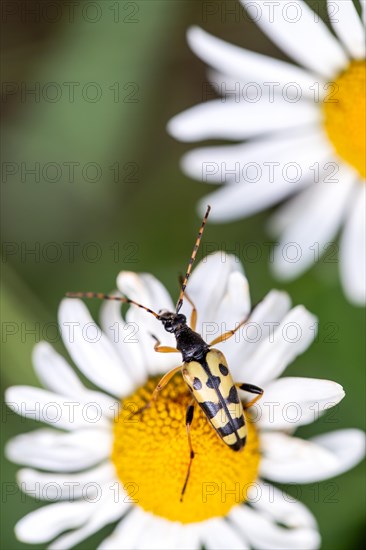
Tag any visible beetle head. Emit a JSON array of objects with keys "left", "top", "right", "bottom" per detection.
[{"left": 158, "top": 310, "right": 187, "bottom": 333}]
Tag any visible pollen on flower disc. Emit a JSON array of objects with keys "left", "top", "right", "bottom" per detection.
[
  {"left": 323, "top": 60, "right": 366, "bottom": 179},
  {"left": 112, "top": 375, "right": 260, "bottom": 523}
]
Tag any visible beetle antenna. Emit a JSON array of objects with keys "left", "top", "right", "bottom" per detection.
[
  {"left": 65, "top": 291, "right": 160, "bottom": 319},
  {"left": 176, "top": 205, "right": 211, "bottom": 313}
]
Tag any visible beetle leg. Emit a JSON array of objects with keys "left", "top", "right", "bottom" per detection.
[
  {"left": 178, "top": 275, "right": 197, "bottom": 331},
  {"left": 208, "top": 315, "right": 250, "bottom": 346},
  {"left": 151, "top": 335, "right": 179, "bottom": 353},
  {"left": 134, "top": 365, "right": 182, "bottom": 416},
  {"left": 180, "top": 399, "right": 196, "bottom": 502},
  {"left": 236, "top": 383, "right": 264, "bottom": 409},
  {"left": 186, "top": 294, "right": 197, "bottom": 332}
]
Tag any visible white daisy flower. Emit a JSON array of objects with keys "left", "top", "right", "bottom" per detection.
[
  {"left": 5, "top": 253, "right": 365, "bottom": 549},
  {"left": 167, "top": 0, "right": 366, "bottom": 306}
]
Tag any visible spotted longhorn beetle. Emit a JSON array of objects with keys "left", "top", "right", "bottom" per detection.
[{"left": 67, "top": 206, "right": 264, "bottom": 500}]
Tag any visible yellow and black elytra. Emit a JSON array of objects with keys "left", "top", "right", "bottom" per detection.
[{"left": 66, "top": 205, "right": 263, "bottom": 500}]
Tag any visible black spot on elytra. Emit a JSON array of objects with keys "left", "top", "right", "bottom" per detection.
[
  {"left": 193, "top": 377, "right": 202, "bottom": 390},
  {"left": 230, "top": 436, "right": 247, "bottom": 451},
  {"left": 219, "top": 363, "right": 229, "bottom": 376},
  {"left": 206, "top": 375, "right": 221, "bottom": 389},
  {"left": 217, "top": 416, "right": 244, "bottom": 437},
  {"left": 217, "top": 422, "right": 234, "bottom": 437},
  {"left": 227, "top": 385, "right": 240, "bottom": 404},
  {"left": 200, "top": 401, "right": 222, "bottom": 419}
]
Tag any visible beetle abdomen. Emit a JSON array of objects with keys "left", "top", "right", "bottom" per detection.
[{"left": 182, "top": 349, "right": 247, "bottom": 451}]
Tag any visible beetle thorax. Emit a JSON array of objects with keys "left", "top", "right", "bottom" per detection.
[{"left": 175, "top": 325, "right": 209, "bottom": 362}]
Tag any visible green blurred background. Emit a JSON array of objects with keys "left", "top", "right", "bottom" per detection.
[{"left": 1, "top": 1, "right": 365, "bottom": 548}]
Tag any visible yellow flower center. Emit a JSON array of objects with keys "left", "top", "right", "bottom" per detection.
[
  {"left": 112, "top": 375, "right": 260, "bottom": 523},
  {"left": 323, "top": 60, "right": 366, "bottom": 179}
]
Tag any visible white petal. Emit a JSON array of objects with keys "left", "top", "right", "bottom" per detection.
[
  {"left": 17, "top": 462, "right": 116, "bottom": 500},
  {"left": 15, "top": 501, "right": 94, "bottom": 544},
  {"left": 48, "top": 492, "right": 129, "bottom": 550},
  {"left": 33, "top": 342, "right": 119, "bottom": 419},
  {"left": 167, "top": 97, "right": 320, "bottom": 142},
  {"left": 100, "top": 295, "right": 148, "bottom": 386},
  {"left": 340, "top": 184, "right": 366, "bottom": 305},
  {"left": 190, "top": 269, "right": 251, "bottom": 365},
  {"left": 214, "top": 271, "right": 251, "bottom": 334},
  {"left": 116, "top": 272, "right": 178, "bottom": 375},
  {"left": 245, "top": 290, "right": 292, "bottom": 350},
  {"left": 257, "top": 377, "right": 345, "bottom": 430},
  {"left": 5, "top": 385, "right": 109, "bottom": 430},
  {"left": 228, "top": 290, "right": 291, "bottom": 379},
  {"left": 161, "top": 523, "right": 198, "bottom": 550},
  {"left": 268, "top": 178, "right": 327, "bottom": 238},
  {"left": 134, "top": 515, "right": 198, "bottom": 550},
  {"left": 260, "top": 430, "right": 365, "bottom": 482},
  {"left": 6, "top": 428, "right": 112, "bottom": 471},
  {"left": 327, "top": 0, "right": 366, "bottom": 58},
  {"left": 173, "top": 524, "right": 202, "bottom": 550},
  {"left": 362, "top": 0, "right": 366, "bottom": 26},
  {"left": 196, "top": 135, "right": 333, "bottom": 222},
  {"left": 194, "top": 134, "right": 333, "bottom": 219},
  {"left": 201, "top": 517, "right": 249, "bottom": 549},
  {"left": 229, "top": 504, "right": 320, "bottom": 549},
  {"left": 241, "top": 0, "right": 347, "bottom": 78},
  {"left": 272, "top": 167, "right": 356, "bottom": 280},
  {"left": 116, "top": 272, "right": 174, "bottom": 312},
  {"left": 186, "top": 26, "right": 322, "bottom": 93},
  {"left": 121, "top": 317, "right": 176, "bottom": 377},
  {"left": 239, "top": 306, "right": 317, "bottom": 386},
  {"left": 206, "top": 68, "right": 319, "bottom": 105},
  {"left": 182, "top": 128, "right": 329, "bottom": 184},
  {"left": 33, "top": 341, "right": 84, "bottom": 397},
  {"left": 101, "top": 511, "right": 202, "bottom": 550},
  {"left": 133, "top": 515, "right": 171, "bottom": 550},
  {"left": 59, "top": 298, "right": 135, "bottom": 398},
  {"left": 98, "top": 508, "right": 152, "bottom": 550},
  {"left": 180, "top": 252, "right": 244, "bottom": 335},
  {"left": 310, "top": 429, "right": 366, "bottom": 474},
  {"left": 248, "top": 480, "right": 317, "bottom": 529}
]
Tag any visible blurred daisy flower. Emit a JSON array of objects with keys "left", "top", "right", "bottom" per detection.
[
  {"left": 5, "top": 253, "right": 365, "bottom": 549},
  {"left": 168, "top": 0, "right": 366, "bottom": 305}
]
